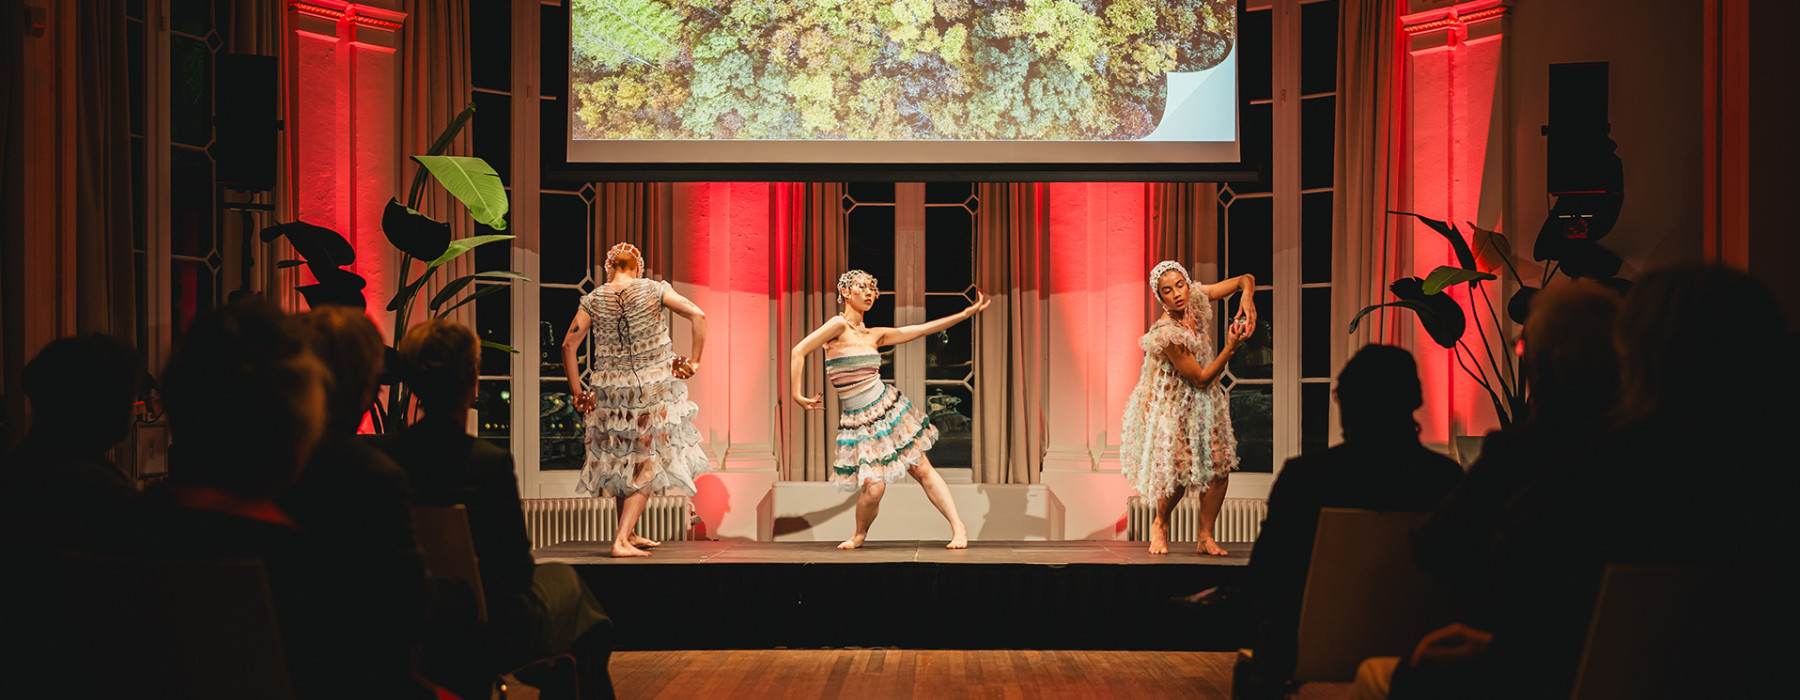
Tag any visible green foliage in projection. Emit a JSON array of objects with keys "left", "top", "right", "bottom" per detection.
[{"left": 568, "top": 0, "right": 1238, "bottom": 141}]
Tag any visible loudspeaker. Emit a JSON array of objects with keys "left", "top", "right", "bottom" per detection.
[
  {"left": 1545, "top": 62, "right": 1619, "bottom": 196},
  {"left": 214, "top": 53, "right": 279, "bottom": 192}
]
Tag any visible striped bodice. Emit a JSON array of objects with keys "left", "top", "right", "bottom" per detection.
[{"left": 824, "top": 347, "right": 884, "bottom": 409}]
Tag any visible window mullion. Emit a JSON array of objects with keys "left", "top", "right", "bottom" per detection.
[{"left": 1272, "top": 0, "right": 1306, "bottom": 468}]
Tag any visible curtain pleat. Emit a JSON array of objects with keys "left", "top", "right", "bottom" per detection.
[
  {"left": 1149, "top": 182, "right": 1222, "bottom": 303},
  {"left": 1334, "top": 0, "right": 1407, "bottom": 353},
  {"left": 73, "top": 0, "right": 135, "bottom": 339},
  {"left": 401, "top": 0, "right": 473, "bottom": 327},
  {"left": 972, "top": 183, "right": 1046, "bottom": 485},
  {"left": 774, "top": 182, "right": 845, "bottom": 482},
  {"left": 591, "top": 182, "right": 672, "bottom": 280}
]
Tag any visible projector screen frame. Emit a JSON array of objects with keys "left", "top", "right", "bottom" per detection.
[{"left": 543, "top": 0, "right": 1260, "bottom": 184}]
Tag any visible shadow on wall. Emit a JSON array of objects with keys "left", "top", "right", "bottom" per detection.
[
  {"left": 974, "top": 484, "right": 1055, "bottom": 540},
  {"left": 771, "top": 489, "right": 857, "bottom": 538},
  {"left": 690, "top": 473, "right": 732, "bottom": 540}
]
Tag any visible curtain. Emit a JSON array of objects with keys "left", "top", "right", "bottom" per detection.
[
  {"left": 774, "top": 182, "right": 845, "bottom": 482},
  {"left": 72, "top": 0, "right": 135, "bottom": 338},
  {"left": 972, "top": 183, "right": 1046, "bottom": 485},
  {"left": 401, "top": 0, "right": 473, "bottom": 325},
  {"left": 1333, "top": 0, "right": 1407, "bottom": 354},
  {"left": 1149, "top": 182, "right": 1222, "bottom": 299},
  {"left": 590, "top": 183, "right": 672, "bottom": 279}
]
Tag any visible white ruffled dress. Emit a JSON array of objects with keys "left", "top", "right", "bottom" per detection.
[
  {"left": 575, "top": 278, "right": 711, "bottom": 497},
  {"left": 1120, "top": 295, "right": 1239, "bottom": 501},
  {"left": 826, "top": 346, "right": 938, "bottom": 491}
]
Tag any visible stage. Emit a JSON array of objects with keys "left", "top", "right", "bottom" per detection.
[{"left": 535, "top": 540, "right": 1253, "bottom": 651}]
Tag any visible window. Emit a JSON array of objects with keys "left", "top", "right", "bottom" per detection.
[
  {"left": 1219, "top": 0, "right": 1338, "bottom": 474},
  {"left": 471, "top": 0, "right": 516, "bottom": 454},
  {"left": 842, "top": 183, "right": 980, "bottom": 475}
]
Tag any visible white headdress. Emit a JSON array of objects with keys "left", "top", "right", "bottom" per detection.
[
  {"left": 1149, "top": 260, "right": 1190, "bottom": 292},
  {"left": 837, "top": 269, "right": 878, "bottom": 295},
  {"left": 605, "top": 242, "right": 642, "bottom": 271}
]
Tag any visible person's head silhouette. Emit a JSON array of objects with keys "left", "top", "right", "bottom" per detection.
[
  {"left": 1335, "top": 344, "right": 1423, "bottom": 440},
  {"left": 20, "top": 334, "right": 143, "bottom": 454}
]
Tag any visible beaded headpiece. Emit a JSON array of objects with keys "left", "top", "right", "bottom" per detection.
[
  {"left": 837, "top": 269, "right": 879, "bottom": 295},
  {"left": 604, "top": 242, "right": 642, "bottom": 271},
  {"left": 1149, "top": 260, "right": 1191, "bottom": 292}
]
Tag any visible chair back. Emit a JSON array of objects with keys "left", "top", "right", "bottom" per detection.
[
  {"left": 412, "top": 504, "right": 489, "bottom": 623},
  {"left": 1571, "top": 564, "right": 1775, "bottom": 700},
  {"left": 1292, "top": 508, "right": 1454, "bottom": 683},
  {"left": 60, "top": 553, "right": 294, "bottom": 700}
]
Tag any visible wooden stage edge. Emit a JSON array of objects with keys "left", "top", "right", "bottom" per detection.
[{"left": 534, "top": 539, "right": 1254, "bottom": 566}]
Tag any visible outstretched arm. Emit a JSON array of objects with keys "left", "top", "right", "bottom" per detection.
[
  {"left": 662, "top": 286, "right": 708, "bottom": 372},
  {"left": 789, "top": 317, "right": 849, "bottom": 410},
  {"left": 1201, "top": 273, "right": 1257, "bottom": 330},
  {"left": 877, "top": 290, "right": 992, "bottom": 346},
  {"left": 562, "top": 311, "right": 593, "bottom": 410}
]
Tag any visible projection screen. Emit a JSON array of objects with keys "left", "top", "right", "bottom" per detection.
[{"left": 566, "top": 0, "right": 1239, "bottom": 165}]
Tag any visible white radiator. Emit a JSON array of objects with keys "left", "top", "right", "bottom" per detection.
[
  {"left": 521, "top": 496, "right": 692, "bottom": 549},
  {"left": 1126, "top": 495, "right": 1267, "bottom": 544}
]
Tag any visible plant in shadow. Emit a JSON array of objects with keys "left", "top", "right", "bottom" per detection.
[{"left": 261, "top": 103, "right": 529, "bottom": 430}]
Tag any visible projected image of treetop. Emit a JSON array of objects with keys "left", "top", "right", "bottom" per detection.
[{"left": 570, "top": 0, "right": 1236, "bottom": 141}]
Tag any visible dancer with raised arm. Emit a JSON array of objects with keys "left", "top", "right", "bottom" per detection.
[
  {"left": 1122, "top": 261, "right": 1255, "bottom": 555},
  {"left": 562, "top": 242, "right": 710, "bottom": 558},
  {"left": 790, "top": 270, "right": 991, "bottom": 550}
]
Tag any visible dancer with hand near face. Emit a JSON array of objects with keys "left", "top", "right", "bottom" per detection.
[
  {"left": 1122, "top": 261, "right": 1255, "bottom": 556},
  {"left": 789, "top": 270, "right": 991, "bottom": 550}
]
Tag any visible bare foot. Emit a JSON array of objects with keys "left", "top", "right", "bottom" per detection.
[
  {"left": 629, "top": 535, "right": 661, "bottom": 548},
  {"left": 1196, "top": 536, "right": 1230, "bottom": 556},
  {"left": 609, "top": 541, "right": 650, "bottom": 558},
  {"left": 946, "top": 525, "right": 968, "bottom": 550},
  {"left": 837, "top": 534, "right": 867, "bottom": 550},
  {"left": 1148, "top": 519, "right": 1171, "bottom": 555}
]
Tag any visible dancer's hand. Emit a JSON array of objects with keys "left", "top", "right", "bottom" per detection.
[
  {"left": 573, "top": 390, "right": 596, "bottom": 414},
  {"left": 963, "top": 289, "right": 992, "bottom": 318},
  {"left": 1224, "top": 322, "right": 1252, "bottom": 354},
  {"left": 793, "top": 393, "right": 824, "bottom": 410},
  {"left": 673, "top": 356, "right": 697, "bottom": 379},
  {"left": 1235, "top": 305, "right": 1257, "bottom": 338}
]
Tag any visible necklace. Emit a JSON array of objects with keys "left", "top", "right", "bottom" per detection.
[{"left": 839, "top": 313, "right": 867, "bottom": 334}]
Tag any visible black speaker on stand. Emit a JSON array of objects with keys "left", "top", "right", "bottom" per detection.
[
  {"left": 214, "top": 53, "right": 280, "bottom": 299},
  {"left": 1537, "top": 62, "right": 1624, "bottom": 278}
]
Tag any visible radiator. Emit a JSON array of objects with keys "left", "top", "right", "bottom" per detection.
[
  {"left": 1126, "top": 495, "right": 1267, "bottom": 544},
  {"left": 521, "top": 496, "right": 692, "bottom": 549}
]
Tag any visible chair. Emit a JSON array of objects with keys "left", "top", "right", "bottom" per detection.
[
  {"left": 1291, "top": 509, "right": 1454, "bottom": 684},
  {"left": 411, "top": 505, "right": 579, "bottom": 700},
  {"left": 59, "top": 553, "right": 294, "bottom": 700},
  {"left": 1571, "top": 564, "right": 1779, "bottom": 700}
]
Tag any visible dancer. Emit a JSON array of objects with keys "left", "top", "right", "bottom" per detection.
[
  {"left": 1121, "top": 261, "right": 1254, "bottom": 555},
  {"left": 789, "top": 270, "right": 990, "bottom": 550},
  {"left": 562, "top": 242, "right": 710, "bottom": 558}
]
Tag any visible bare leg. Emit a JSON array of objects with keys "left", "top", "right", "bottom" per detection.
[
  {"left": 1195, "top": 473, "right": 1231, "bottom": 556},
  {"left": 907, "top": 456, "right": 968, "bottom": 549},
  {"left": 615, "top": 494, "right": 659, "bottom": 548},
  {"left": 839, "top": 479, "right": 885, "bottom": 550},
  {"left": 1150, "top": 490, "right": 1183, "bottom": 555},
  {"left": 611, "top": 465, "right": 656, "bottom": 557}
]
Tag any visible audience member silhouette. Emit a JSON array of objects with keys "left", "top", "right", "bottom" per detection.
[
  {"left": 1235, "top": 344, "right": 1463, "bottom": 700},
  {"left": 277, "top": 306, "right": 432, "bottom": 689},
  {"left": 0, "top": 334, "right": 143, "bottom": 550},
  {"left": 1389, "top": 264, "right": 1796, "bottom": 700},
  {"left": 372, "top": 319, "right": 614, "bottom": 700}
]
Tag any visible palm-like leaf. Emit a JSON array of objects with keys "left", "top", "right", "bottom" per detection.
[
  {"left": 412, "top": 155, "right": 510, "bottom": 230},
  {"left": 1421, "top": 265, "right": 1497, "bottom": 295},
  {"left": 427, "top": 234, "right": 515, "bottom": 268},
  {"left": 429, "top": 271, "right": 531, "bottom": 311},
  {"left": 1391, "top": 211, "right": 1478, "bottom": 271},
  {"left": 381, "top": 199, "right": 452, "bottom": 261}
]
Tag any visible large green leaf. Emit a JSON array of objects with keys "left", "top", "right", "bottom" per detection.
[
  {"left": 386, "top": 269, "right": 433, "bottom": 312},
  {"left": 1421, "top": 265, "right": 1497, "bottom": 295},
  {"left": 296, "top": 267, "right": 369, "bottom": 310},
  {"left": 426, "top": 234, "right": 515, "bottom": 268},
  {"left": 1391, "top": 211, "right": 1478, "bottom": 271},
  {"left": 1389, "top": 277, "right": 1467, "bottom": 348},
  {"left": 381, "top": 199, "right": 452, "bottom": 261},
  {"left": 412, "top": 155, "right": 509, "bottom": 230},
  {"left": 434, "top": 283, "right": 510, "bottom": 318},
  {"left": 429, "top": 271, "right": 531, "bottom": 311},
  {"left": 480, "top": 340, "right": 520, "bottom": 355},
  {"left": 260, "top": 221, "right": 355, "bottom": 271}
]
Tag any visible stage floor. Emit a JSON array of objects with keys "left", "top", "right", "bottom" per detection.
[
  {"left": 539, "top": 541, "right": 1253, "bottom": 651},
  {"left": 534, "top": 539, "right": 1254, "bottom": 566}
]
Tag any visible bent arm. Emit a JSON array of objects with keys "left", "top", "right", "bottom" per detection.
[
  {"left": 1163, "top": 343, "right": 1233, "bottom": 389},
  {"left": 561, "top": 311, "right": 592, "bottom": 394},
  {"left": 662, "top": 287, "right": 708, "bottom": 365},
  {"left": 789, "top": 317, "right": 847, "bottom": 399},
  {"left": 1201, "top": 273, "right": 1254, "bottom": 301}
]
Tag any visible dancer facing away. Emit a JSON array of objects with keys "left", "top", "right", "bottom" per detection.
[
  {"left": 1121, "top": 261, "right": 1255, "bottom": 556},
  {"left": 789, "top": 270, "right": 991, "bottom": 550},
  {"left": 562, "top": 242, "right": 711, "bottom": 558}
]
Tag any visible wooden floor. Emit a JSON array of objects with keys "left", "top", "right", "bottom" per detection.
[
  {"left": 609, "top": 649, "right": 1239, "bottom": 699},
  {"left": 535, "top": 539, "right": 1253, "bottom": 567}
]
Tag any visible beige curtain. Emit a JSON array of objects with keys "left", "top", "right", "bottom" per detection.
[
  {"left": 401, "top": 0, "right": 474, "bottom": 326},
  {"left": 774, "top": 182, "right": 846, "bottom": 482},
  {"left": 972, "top": 183, "right": 1047, "bottom": 485},
  {"left": 590, "top": 183, "right": 673, "bottom": 279},
  {"left": 1333, "top": 0, "right": 1406, "bottom": 353},
  {"left": 1149, "top": 182, "right": 1222, "bottom": 302},
  {"left": 73, "top": 0, "right": 135, "bottom": 338}
]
